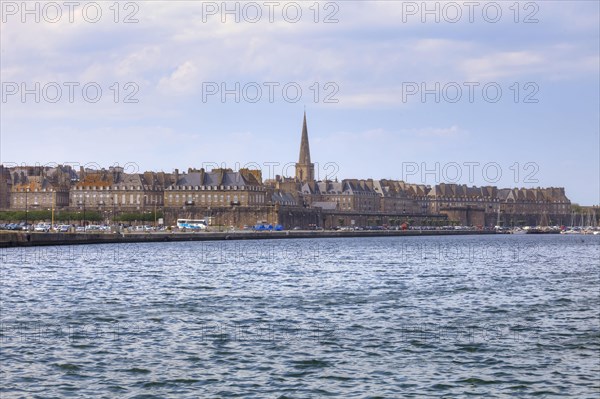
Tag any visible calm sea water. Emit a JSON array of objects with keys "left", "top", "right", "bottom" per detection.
[{"left": 1, "top": 235, "right": 599, "bottom": 398}]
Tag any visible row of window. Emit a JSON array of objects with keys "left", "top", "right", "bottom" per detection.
[
  {"left": 73, "top": 186, "right": 161, "bottom": 191},
  {"left": 166, "top": 193, "right": 266, "bottom": 205},
  {"left": 69, "top": 193, "right": 162, "bottom": 205},
  {"left": 14, "top": 199, "right": 68, "bottom": 206},
  {"left": 167, "top": 185, "right": 262, "bottom": 191}
]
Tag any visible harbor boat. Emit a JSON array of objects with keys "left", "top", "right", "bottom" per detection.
[
  {"left": 510, "top": 227, "right": 527, "bottom": 235},
  {"left": 561, "top": 228, "right": 581, "bottom": 234}
]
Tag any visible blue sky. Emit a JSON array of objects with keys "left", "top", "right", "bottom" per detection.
[{"left": 1, "top": 0, "right": 598, "bottom": 204}]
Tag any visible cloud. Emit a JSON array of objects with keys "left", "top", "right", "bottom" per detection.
[
  {"left": 460, "top": 51, "right": 544, "bottom": 80},
  {"left": 157, "top": 61, "right": 200, "bottom": 95},
  {"left": 0, "top": 1, "right": 598, "bottom": 203},
  {"left": 413, "top": 125, "right": 468, "bottom": 138}
]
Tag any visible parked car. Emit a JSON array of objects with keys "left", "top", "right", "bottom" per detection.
[{"left": 34, "top": 223, "right": 51, "bottom": 232}]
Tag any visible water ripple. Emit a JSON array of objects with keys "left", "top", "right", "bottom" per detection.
[{"left": 1, "top": 235, "right": 598, "bottom": 397}]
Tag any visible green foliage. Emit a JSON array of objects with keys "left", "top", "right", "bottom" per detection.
[
  {"left": 115, "top": 212, "right": 163, "bottom": 222},
  {"left": 0, "top": 210, "right": 102, "bottom": 222},
  {"left": 0, "top": 209, "right": 163, "bottom": 223}
]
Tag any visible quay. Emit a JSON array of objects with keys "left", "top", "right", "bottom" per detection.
[{"left": 0, "top": 230, "right": 497, "bottom": 248}]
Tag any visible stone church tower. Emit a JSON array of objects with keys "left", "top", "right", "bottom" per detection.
[{"left": 295, "top": 112, "right": 315, "bottom": 183}]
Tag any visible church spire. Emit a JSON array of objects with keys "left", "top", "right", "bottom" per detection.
[
  {"left": 295, "top": 111, "right": 315, "bottom": 183},
  {"left": 298, "top": 111, "right": 311, "bottom": 164}
]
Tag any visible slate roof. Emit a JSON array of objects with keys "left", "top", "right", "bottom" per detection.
[
  {"left": 271, "top": 192, "right": 297, "bottom": 205},
  {"left": 172, "top": 170, "right": 260, "bottom": 188},
  {"left": 312, "top": 201, "right": 338, "bottom": 210}
]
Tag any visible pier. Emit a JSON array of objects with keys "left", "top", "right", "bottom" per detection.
[{"left": 0, "top": 229, "right": 497, "bottom": 248}]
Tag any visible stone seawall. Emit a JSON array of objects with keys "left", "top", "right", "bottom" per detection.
[{"left": 0, "top": 230, "right": 496, "bottom": 248}]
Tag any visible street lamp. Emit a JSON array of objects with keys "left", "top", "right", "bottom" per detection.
[
  {"left": 153, "top": 197, "right": 157, "bottom": 228},
  {"left": 51, "top": 189, "right": 55, "bottom": 230},
  {"left": 25, "top": 187, "right": 29, "bottom": 226},
  {"left": 78, "top": 198, "right": 86, "bottom": 232}
]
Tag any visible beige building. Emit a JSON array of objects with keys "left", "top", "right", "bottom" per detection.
[
  {"left": 11, "top": 178, "right": 70, "bottom": 210},
  {"left": 9, "top": 166, "right": 72, "bottom": 210},
  {"left": 301, "top": 179, "right": 380, "bottom": 212},
  {"left": 164, "top": 168, "right": 266, "bottom": 208},
  {"left": 70, "top": 168, "right": 171, "bottom": 214},
  {"left": 0, "top": 165, "right": 12, "bottom": 209}
]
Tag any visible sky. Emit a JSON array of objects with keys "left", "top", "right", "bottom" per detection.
[{"left": 0, "top": 0, "right": 598, "bottom": 205}]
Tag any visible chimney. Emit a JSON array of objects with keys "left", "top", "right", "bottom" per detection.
[{"left": 144, "top": 171, "right": 153, "bottom": 186}]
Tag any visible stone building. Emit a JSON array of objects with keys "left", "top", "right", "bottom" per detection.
[
  {"left": 426, "top": 183, "right": 572, "bottom": 226},
  {"left": 9, "top": 165, "right": 72, "bottom": 210},
  {"left": 496, "top": 187, "right": 571, "bottom": 226},
  {"left": 0, "top": 165, "right": 11, "bottom": 209},
  {"left": 301, "top": 179, "right": 380, "bottom": 212},
  {"left": 164, "top": 168, "right": 266, "bottom": 208},
  {"left": 374, "top": 179, "right": 423, "bottom": 214},
  {"left": 270, "top": 191, "right": 298, "bottom": 206},
  {"left": 427, "top": 184, "right": 499, "bottom": 214},
  {"left": 70, "top": 167, "right": 171, "bottom": 217},
  {"left": 10, "top": 177, "right": 70, "bottom": 211}
]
